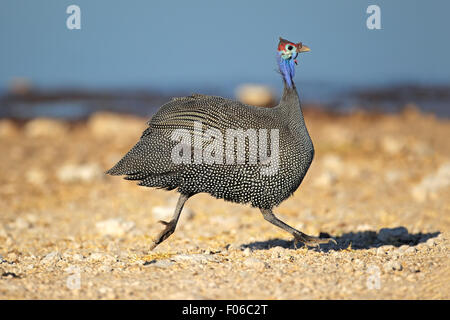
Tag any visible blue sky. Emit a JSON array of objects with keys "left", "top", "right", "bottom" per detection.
[{"left": 1, "top": 0, "right": 449, "bottom": 93}]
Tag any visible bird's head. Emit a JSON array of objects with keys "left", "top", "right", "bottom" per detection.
[
  {"left": 278, "top": 37, "right": 310, "bottom": 65},
  {"left": 277, "top": 37, "right": 310, "bottom": 88}
]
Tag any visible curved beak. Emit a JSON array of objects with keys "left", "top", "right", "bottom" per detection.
[{"left": 299, "top": 44, "right": 310, "bottom": 53}]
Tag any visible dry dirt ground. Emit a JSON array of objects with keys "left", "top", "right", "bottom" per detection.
[{"left": 0, "top": 106, "right": 449, "bottom": 299}]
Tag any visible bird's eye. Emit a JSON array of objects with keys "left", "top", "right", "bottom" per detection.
[{"left": 286, "top": 44, "right": 294, "bottom": 51}]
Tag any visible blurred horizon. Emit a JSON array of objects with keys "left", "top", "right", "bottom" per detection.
[{"left": 1, "top": 0, "right": 449, "bottom": 117}]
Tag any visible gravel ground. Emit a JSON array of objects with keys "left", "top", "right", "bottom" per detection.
[{"left": 0, "top": 107, "right": 449, "bottom": 299}]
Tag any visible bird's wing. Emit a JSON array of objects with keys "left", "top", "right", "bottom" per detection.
[{"left": 145, "top": 94, "right": 266, "bottom": 136}]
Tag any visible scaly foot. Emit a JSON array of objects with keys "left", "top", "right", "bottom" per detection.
[
  {"left": 293, "top": 231, "right": 337, "bottom": 248},
  {"left": 149, "top": 220, "right": 177, "bottom": 250}
]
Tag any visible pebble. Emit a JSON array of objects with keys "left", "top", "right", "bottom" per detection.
[
  {"left": 98, "top": 264, "right": 113, "bottom": 273},
  {"left": 41, "top": 251, "right": 61, "bottom": 265},
  {"left": 408, "top": 265, "right": 420, "bottom": 273},
  {"left": 270, "top": 246, "right": 286, "bottom": 259},
  {"left": 426, "top": 238, "right": 437, "bottom": 247},
  {"left": 383, "top": 261, "right": 403, "bottom": 272},
  {"left": 396, "top": 245, "right": 411, "bottom": 253},
  {"left": 416, "top": 243, "right": 429, "bottom": 251},
  {"left": 243, "top": 248, "right": 252, "bottom": 257},
  {"left": 376, "top": 245, "right": 396, "bottom": 256},
  {"left": 87, "top": 253, "right": 116, "bottom": 264},
  {"left": 72, "top": 254, "right": 84, "bottom": 262},
  {"left": 145, "top": 259, "right": 174, "bottom": 268},
  {"left": 377, "top": 227, "right": 410, "bottom": 243},
  {"left": 244, "top": 258, "right": 267, "bottom": 270},
  {"left": 243, "top": 258, "right": 267, "bottom": 270},
  {"left": 376, "top": 247, "right": 387, "bottom": 256},
  {"left": 7, "top": 252, "right": 18, "bottom": 263},
  {"left": 405, "top": 247, "right": 418, "bottom": 254}
]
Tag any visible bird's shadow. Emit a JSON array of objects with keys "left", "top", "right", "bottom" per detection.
[{"left": 240, "top": 227, "right": 440, "bottom": 252}]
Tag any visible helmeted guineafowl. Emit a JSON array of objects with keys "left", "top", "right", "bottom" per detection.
[{"left": 107, "top": 37, "right": 336, "bottom": 250}]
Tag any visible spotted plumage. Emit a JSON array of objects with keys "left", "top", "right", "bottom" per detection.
[{"left": 107, "top": 37, "right": 335, "bottom": 249}]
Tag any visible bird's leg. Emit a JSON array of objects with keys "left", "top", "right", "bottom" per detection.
[
  {"left": 260, "top": 208, "right": 336, "bottom": 248},
  {"left": 149, "top": 193, "right": 190, "bottom": 250}
]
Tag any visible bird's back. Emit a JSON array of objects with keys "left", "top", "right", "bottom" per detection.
[{"left": 107, "top": 92, "right": 313, "bottom": 209}]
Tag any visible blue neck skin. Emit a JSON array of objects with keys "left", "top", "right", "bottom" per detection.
[{"left": 277, "top": 52, "right": 296, "bottom": 88}]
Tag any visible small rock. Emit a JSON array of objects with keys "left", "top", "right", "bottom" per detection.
[
  {"left": 41, "top": 251, "right": 61, "bottom": 265},
  {"left": 270, "top": 246, "right": 286, "bottom": 258},
  {"left": 405, "top": 247, "right": 418, "bottom": 254},
  {"left": 7, "top": 252, "right": 18, "bottom": 262},
  {"left": 426, "top": 238, "right": 437, "bottom": 247},
  {"left": 144, "top": 259, "right": 174, "bottom": 268},
  {"left": 377, "top": 227, "right": 410, "bottom": 243},
  {"left": 88, "top": 253, "right": 116, "bottom": 263},
  {"left": 376, "top": 247, "right": 387, "bottom": 256},
  {"left": 243, "top": 258, "right": 267, "bottom": 270},
  {"left": 96, "top": 218, "right": 135, "bottom": 237},
  {"left": 416, "top": 243, "right": 429, "bottom": 251},
  {"left": 409, "top": 265, "right": 420, "bottom": 273},
  {"left": 383, "top": 261, "right": 403, "bottom": 272},
  {"left": 225, "top": 243, "right": 240, "bottom": 251},
  {"left": 72, "top": 254, "right": 84, "bottom": 262},
  {"left": 243, "top": 248, "right": 252, "bottom": 257},
  {"left": 98, "top": 264, "right": 113, "bottom": 272},
  {"left": 397, "top": 245, "right": 411, "bottom": 253}
]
